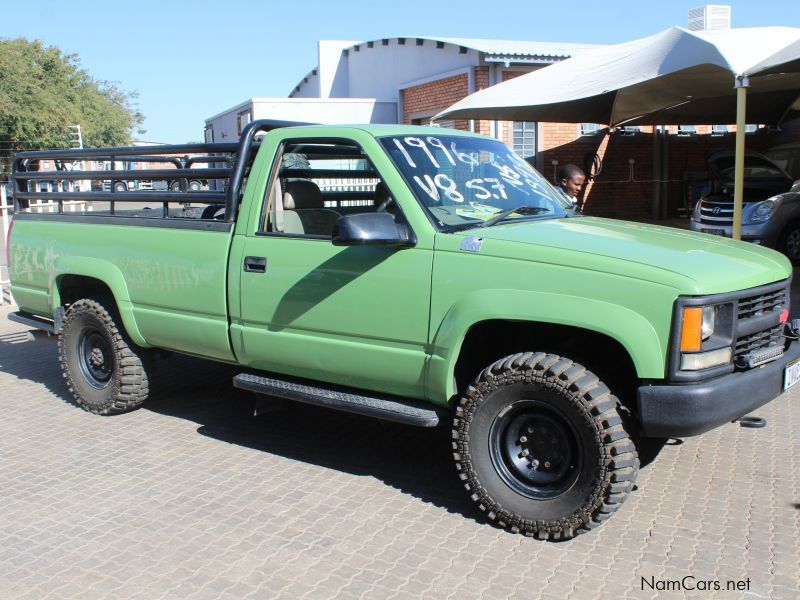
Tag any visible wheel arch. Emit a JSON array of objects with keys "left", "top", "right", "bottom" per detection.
[
  {"left": 777, "top": 217, "right": 800, "bottom": 263},
  {"left": 51, "top": 258, "right": 147, "bottom": 346},
  {"left": 427, "top": 290, "right": 665, "bottom": 405}
]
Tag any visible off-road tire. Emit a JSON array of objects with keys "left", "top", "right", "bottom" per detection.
[
  {"left": 58, "top": 298, "right": 150, "bottom": 415},
  {"left": 777, "top": 220, "right": 800, "bottom": 264},
  {"left": 453, "top": 352, "right": 639, "bottom": 540}
]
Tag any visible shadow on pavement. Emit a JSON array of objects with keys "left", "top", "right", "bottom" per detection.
[{"left": 0, "top": 330, "right": 484, "bottom": 526}]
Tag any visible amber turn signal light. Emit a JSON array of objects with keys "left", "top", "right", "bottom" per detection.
[{"left": 680, "top": 307, "right": 702, "bottom": 352}]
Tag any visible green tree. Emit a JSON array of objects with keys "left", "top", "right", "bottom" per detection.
[{"left": 0, "top": 38, "right": 144, "bottom": 177}]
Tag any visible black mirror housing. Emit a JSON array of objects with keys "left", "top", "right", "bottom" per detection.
[{"left": 332, "top": 213, "right": 414, "bottom": 247}]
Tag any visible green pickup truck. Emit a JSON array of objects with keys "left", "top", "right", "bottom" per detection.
[{"left": 7, "top": 120, "right": 799, "bottom": 540}]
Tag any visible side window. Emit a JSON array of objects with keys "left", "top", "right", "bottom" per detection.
[{"left": 261, "top": 139, "right": 400, "bottom": 238}]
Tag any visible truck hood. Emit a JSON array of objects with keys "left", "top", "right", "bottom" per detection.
[{"left": 454, "top": 217, "right": 791, "bottom": 295}]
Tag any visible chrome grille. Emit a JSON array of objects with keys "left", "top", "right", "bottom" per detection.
[{"left": 698, "top": 199, "right": 733, "bottom": 225}]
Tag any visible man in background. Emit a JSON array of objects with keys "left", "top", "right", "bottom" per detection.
[{"left": 555, "top": 164, "right": 586, "bottom": 212}]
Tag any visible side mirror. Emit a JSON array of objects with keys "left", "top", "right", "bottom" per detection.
[{"left": 332, "top": 213, "right": 414, "bottom": 247}]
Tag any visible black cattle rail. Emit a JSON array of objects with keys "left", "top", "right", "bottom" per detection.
[{"left": 11, "top": 119, "right": 312, "bottom": 223}]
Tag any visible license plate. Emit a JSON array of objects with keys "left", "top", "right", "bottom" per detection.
[
  {"left": 784, "top": 358, "right": 800, "bottom": 390},
  {"left": 701, "top": 228, "right": 726, "bottom": 236}
]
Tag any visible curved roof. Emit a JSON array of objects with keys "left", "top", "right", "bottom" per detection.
[
  {"left": 433, "top": 36, "right": 600, "bottom": 58},
  {"left": 290, "top": 36, "right": 600, "bottom": 97}
]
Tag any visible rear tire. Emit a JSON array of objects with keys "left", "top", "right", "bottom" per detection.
[
  {"left": 58, "top": 298, "right": 150, "bottom": 414},
  {"left": 453, "top": 352, "right": 638, "bottom": 539}
]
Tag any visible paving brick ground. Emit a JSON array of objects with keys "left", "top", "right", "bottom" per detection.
[{"left": 1, "top": 299, "right": 798, "bottom": 599}]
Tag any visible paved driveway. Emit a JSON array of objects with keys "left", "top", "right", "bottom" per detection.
[{"left": 0, "top": 302, "right": 798, "bottom": 599}]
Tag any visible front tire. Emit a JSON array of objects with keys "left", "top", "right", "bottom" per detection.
[
  {"left": 453, "top": 352, "right": 638, "bottom": 539},
  {"left": 778, "top": 220, "right": 800, "bottom": 264},
  {"left": 58, "top": 298, "right": 150, "bottom": 415}
]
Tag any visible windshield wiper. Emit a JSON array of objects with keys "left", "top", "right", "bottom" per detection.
[{"left": 478, "top": 205, "right": 551, "bottom": 228}]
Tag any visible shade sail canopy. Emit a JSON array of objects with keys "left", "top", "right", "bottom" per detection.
[{"left": 436, "top": 26, "right": 800, "bottom": 126}]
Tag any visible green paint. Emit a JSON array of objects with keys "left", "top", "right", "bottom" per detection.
[{"left": 9, "top": 124, "right": 791, "bottom": 407}]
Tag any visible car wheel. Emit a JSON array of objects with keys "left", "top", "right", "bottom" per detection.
[
  {"left": 453, "top": 352, "right": 639, "bottom": 539},
  {"left": 58, "top": 298, "right": 150, "bottom": 415},
  {"left": 778, "top": 221, "right": 800, "bottom": 264}
]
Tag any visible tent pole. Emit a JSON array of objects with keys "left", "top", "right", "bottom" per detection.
[
  {"left": 733, "top": 76, "right": 749, "bottom": 241},
  {"left": 652, "top": 126, "right": 662, "bottom": 219}
]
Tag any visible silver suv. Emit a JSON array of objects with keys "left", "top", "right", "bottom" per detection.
[{"left": 690, "top": 151, "right": 800, "bottom": 262}]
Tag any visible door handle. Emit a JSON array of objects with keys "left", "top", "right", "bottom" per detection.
[{"left": 244, "top": 256, "right": 267, "bottom": 273}]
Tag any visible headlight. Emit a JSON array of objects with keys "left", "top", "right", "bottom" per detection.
[
  {"left": 692, "top": 199, "right": 703, "bottom": 221},
  {"left": 701, "top": 306, "right": 715, "bottom": 340},
  {"left": 680, "top": 306, "right": 716, "bottom": 350},
  {"left": 678, "top": 304, "right": 733, "bottom": 371},
  {"left": 748, "top": 196, "right": 782, "bottom": 223}
]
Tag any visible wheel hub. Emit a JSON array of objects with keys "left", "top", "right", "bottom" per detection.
[
  {"left": 77, "top": 328, "right": 113, "bottom": 389},
  {"left": 490, "top": 401, "right": 581, "bottom": 499},
  {"left": 89, "top": 347, "right": 105, "bottom": 369}
]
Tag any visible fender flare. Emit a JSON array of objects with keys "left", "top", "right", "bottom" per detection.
[
  {"left": 49, "top": 256, "right": 148, "bottom": 346},
  {"left": 427, "top": 289, "right": 666, "bottom": 401}
]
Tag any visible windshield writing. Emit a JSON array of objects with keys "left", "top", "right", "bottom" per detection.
[{"left": 380, "top": 135, "right": 568, "bottom": 229}]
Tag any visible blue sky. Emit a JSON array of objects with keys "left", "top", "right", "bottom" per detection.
[{"left": 2, "top": 0, "right": 798, "bottom": 143}]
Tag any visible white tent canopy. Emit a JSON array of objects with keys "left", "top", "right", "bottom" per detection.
[
  {"left": 437, "top": 26, "right": 800, "bottom": 239},
  {"left": 437, "top": 26, "right": 800, "bottom": 126}
]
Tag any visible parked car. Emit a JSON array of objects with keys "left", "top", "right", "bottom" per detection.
[
  {"left": 8, "top": 121, "right": 800, "bottom": 540},
  {"left": 690, "top": 150, "right": 800, "bottom": 262},
  {"left": 764, "top": 142, "right": 800, "bottom": 181}
]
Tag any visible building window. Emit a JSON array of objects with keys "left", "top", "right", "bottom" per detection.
[
  {"left": 744, "top": 124, "right": 758, "bottom": 134},
  {"left": 580, "top": 123, "right": 600, "bottom": 136},
  {"left": 237, "top": 110, "right": 252, "bottom": 136},
  {"left": 430, "top": 119, "right": 455, "bottom": 129},
  {"left": 711, "top": 125, "right": 728, "bottom": 136},
  {"left": 512, "top": 122, "right": 536, "bottom": 160},
  {"left": 677, "top": 125, "right": 697, "bottom": 136}
]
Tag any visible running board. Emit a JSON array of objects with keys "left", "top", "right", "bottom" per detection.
[
  {"left": 8, "top": 311, "right": 56, "bottom": 335},
  {"left": 233, "top": 373, "right": 447, "bottom": 427}
]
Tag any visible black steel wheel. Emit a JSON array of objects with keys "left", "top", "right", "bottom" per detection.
[
  {"left": 489, "top": 401, "right": 581, "bottom": 500},
  {"left": 453, "top": 352, "right": 639, "bottom": 539},
  {"left": 58, "top": 298, "right": 150, "bottom": 415},
  {"left": 76, "top": 325, "right": 114, "bottom": 389}
]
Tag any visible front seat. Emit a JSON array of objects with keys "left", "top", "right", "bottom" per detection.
[{"left": 282, "top": 180, "right": 341, "bottom": 236}]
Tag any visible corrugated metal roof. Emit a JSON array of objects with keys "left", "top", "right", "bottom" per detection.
[{"left": 432, "top": 37, "right": 601, "bottom": 58}]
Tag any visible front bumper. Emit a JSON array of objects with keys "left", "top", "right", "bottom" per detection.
[
  {"left": 688, "top": 218, "right": 781, "bottom": 247},
  {"left": 637, "top": 339, "right": 800, "bottom": 437}
]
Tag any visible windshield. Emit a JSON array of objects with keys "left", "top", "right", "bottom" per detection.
[{"left": 380, "top": 134, "right": 568, "bottom": 230}]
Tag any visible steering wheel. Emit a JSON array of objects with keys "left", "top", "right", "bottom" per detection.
[
  {"left": 200, "top": 203, "right": 225, "bottom": 220},
  {"left": 376, "top": 196, "right": 396, "bottom": 213}
]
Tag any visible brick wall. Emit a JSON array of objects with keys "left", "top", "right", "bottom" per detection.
[
  {"left": 539, "top": 126, "right": 786, "bottom": 218},
  {"left": 402, "top": 73, "right": 470, "bottom": 131}
]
